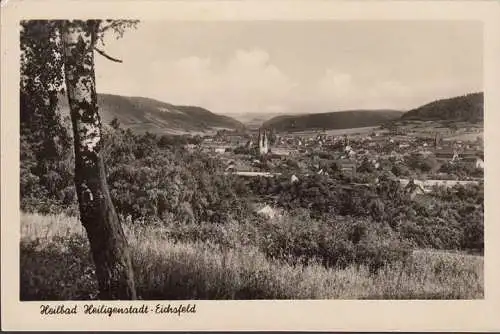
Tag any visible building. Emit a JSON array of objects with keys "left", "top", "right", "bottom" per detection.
[
  {"left": 462, "top": 155, "right": 484, "bottom": 169},
  {"left": 214, "top": 147, "right": 227, "bottom": 154},
  {"left": 461, "top": 150, "right": 483, "bottom": 159},
  {"left": 258, "top": 128, "right": 269, "bottom": 155},
  {"left": 270, "top": 147, "right": 299, "bottom": 157},
  {"left": 225, "top": 135, "right": 245, "bottom": 145},
  {"left": 476, "top": 158, "right": 485, "bottom": 169},
  {"left": 434, "top": 148, "right": 458, "bottom": 163},
  {"left": 403, "top": 179, "right": 426, "bottom": 199},
  {"left": 434, "top": 132, "right": 441, "bottom": 148},
  {"left": 184, "top": 143, "right": 198, "bottom": 151},
  {"left": 335, "top": 159, "right": 357, "bottom": 177}
]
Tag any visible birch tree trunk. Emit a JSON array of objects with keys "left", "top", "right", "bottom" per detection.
[{"left": 60, "top": 20, "right": 137, "bottom": 300}]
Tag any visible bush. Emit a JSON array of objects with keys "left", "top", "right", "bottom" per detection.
[
  {"left": 21, "top": 123, "right": 484, "bottom": 256},
  {"left": 257, "top": 212, "right": 412, "bottom": 273},
  {"left": 20, "top": 213, "right": 483, "bottom": 300}
]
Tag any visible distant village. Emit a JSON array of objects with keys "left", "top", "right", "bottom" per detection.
[{"left": 183, "top": 123, "right": 484, "bottom": 192}]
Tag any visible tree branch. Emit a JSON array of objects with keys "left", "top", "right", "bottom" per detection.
[{"left": 94, "top": 47, "right": 123, "bottom": 63}]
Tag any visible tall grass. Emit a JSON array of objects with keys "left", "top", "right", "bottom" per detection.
[{"left": 20, "top": 213, "right": 483, "bottom": 300}]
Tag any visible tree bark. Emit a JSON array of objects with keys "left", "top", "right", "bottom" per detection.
[{"left": 60, "top": 20, "right": 137, "bottom": 300}]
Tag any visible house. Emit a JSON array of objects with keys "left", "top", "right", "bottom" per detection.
[
  {"left": 462, "top": 155, "right": 484, "bottom": 169},
  {"left": 225, "top": 134, "right": 245, "bottom": 145},
  {"left": 184, "top": 143, "right": 197, "bottom": 151},
  {"left": 475, "top": 157, "right": 485, "bottom": 169},
  {"left": 461, "top": 150, "right": 483, "bottom": 159},
  {"left": 271, "top": 147, "right": 297, "bottom": 157},
  {"left": 214, "top": 147, "right": 227, "bottom": 154},
  {"left": 434, "top": 149, "right": 458, "bottom": 162},
  {"left": 318, "top": 169, "right": 329, "bottom": 176},
  {"left": 334, "top": 159, "right": 357, "bottom": 177},
  {"left": 404, "top": 179, "right": 426, "bottom": 199}
]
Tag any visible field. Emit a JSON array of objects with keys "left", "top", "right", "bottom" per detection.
[
  {"left": 283, "top": 126, "right": 381, "bottom": 137},
  {"left": 443, "top": 132, "right": 483, "bottom": 143},
  {"left": 21, "top": 213, "right": 484, "bottom": 300},
  {"left": 393, "top": 120, "right": 483, "bottom": 141}
]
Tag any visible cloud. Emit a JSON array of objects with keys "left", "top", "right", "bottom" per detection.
[
  {"left": 315, "top": 70, "right": 356, "bottom": 110},
  {"left": 140, "top": 49, "right": 297, "bottom": 115},
  {"left": 94, "top": 21, "right": 482, "bottom": 115},
  {"left": 98, "top": 48, "right": 462, "bottom": 115},
  {"left": 318, "top": 70, "right": 353, "bottom": 97},
  {"left": 308, "top": 68, "right": 414, "bottom": 111}
]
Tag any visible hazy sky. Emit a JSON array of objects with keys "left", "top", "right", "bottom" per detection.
[{"left": 94, "top": 20, "right": 483, "bottom": 115}]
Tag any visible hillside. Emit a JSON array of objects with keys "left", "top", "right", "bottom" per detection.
[
  {"left": 263, "top": 110, "right": 403, "bottom": 132},
  {"left": 401, "top": 92, "right": 483, "bottom": 122},
  {"left": 229, "top": 112, "right": 285, "bottom": 129},
  {"left": 57, "top": 93, "right": 244, "bottom": 134}
]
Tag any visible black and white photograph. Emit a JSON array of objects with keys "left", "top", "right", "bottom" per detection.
[
  {"left": 17, "top": 18, "right": 485, "bottom": 301},
  {"left": 3, "top": 0, "right": 500, "bottom": 331}
]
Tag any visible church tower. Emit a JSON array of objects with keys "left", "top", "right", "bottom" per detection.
[
  {"left": 258, "top": 128, "right": 269, "bottom": 155},
  {"left": 434, "top": 132, "right": 441, "bottom": 149}
]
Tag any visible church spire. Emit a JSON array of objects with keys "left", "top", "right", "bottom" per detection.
[{"left": 258, "top": 128, "right": 269, "bottom": 155}]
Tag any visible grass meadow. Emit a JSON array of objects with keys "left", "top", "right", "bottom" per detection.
[{"left": 20, "top": 213, "right": 483, "bottom": 300}]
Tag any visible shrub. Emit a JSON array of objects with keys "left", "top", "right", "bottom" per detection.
[
  {"left": 20, "top": 213, "right": 483, "bottom": 300},
  {"left": 257, "top": 211, "right": 412, "bottom": 273}
]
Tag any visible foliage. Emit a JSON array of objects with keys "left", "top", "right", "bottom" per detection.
[
  {"left": 258, "top": 211, "right": 412, "bottom": 273},
  {"left": 20, "top": 20, "right": 76, "bottom": 215},
  {"left": 20, "top": 213, "right": 484, "bottom": 300},
  {"left": 244, "top": 171, "right": 483, "bottom": 253},
  {"left": 406, "top": 153, "right": 439, "bottom": 173},
  {"left": 438, "top": 160, "right": 484, "bottom": 179},
  {"left": 20, "top": 19, "right": 141, "bottom": 215},
  {"left": 96, "top": 93, "right": 244, "bottom": 133},
  {"left": 20, "top": 20, "right": 484, "bottom": 277},
  {"left": 263, "top": 110, "right": 403, "bottom": 132},
  {"left": 402, "top": 92, "right": 483, "bottom": 123},
  {"left": 21, "top": 121, "right": 484, "bottom": 256}
]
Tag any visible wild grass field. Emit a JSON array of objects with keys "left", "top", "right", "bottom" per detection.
[{"left": 20, "top": 213, "right": 484, "bottom": 300}]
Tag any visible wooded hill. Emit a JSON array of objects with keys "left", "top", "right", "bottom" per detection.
[
  {"left": 263, "top": 110, "right": 404, "bottom": 132},
  {"left": 57, "top": 93, "right": 245, "bottom": 134},
  {"left": 401, "top": 92, "right": 483, "bottom": 122}
]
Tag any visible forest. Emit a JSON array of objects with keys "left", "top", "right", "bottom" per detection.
[{"left": 401, "top": 92, "right": 484, "bottom": 122}]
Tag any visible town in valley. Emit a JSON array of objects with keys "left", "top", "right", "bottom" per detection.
[{"left": 19, "top": 20, "right": 485, "bottom": 301}]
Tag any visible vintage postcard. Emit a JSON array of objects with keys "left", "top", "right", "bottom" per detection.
[{"left": 1, "top": 0, "right": 500, "bottom": 331}]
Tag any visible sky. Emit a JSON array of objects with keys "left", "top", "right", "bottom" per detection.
[{"left": 94, "top": 20, "right": 483, "bottom": 116}]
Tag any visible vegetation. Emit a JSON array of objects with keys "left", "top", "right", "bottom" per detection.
[
  {"left": 19, "top": 20, "right": 483, "bottom": 300},
  {"left": 56, "top": 92, "right": 244, "bottom": 135},
  {"left": 93, "top": 93, "right": 244, "bottom": 134},
  {"left": 263, "top": 110, "right": 403, "bottom": 132},
  {"left": 21, "top": 213, "right": 483, "bottom": 300},
  {"left": 20, "top": 118, "right": 484, "bottom": 300},
  {"left": 401, "top": 92, "right": 483, "bottom": 123},
  {"left": 21, "top": 19, "right": 141, "bottom": 299}
]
